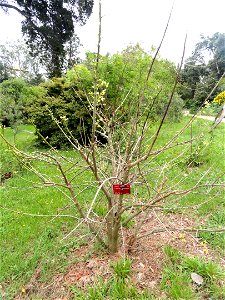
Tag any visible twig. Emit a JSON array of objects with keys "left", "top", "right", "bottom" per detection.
[{"left": 137, "top": 227, "right": 225, "bottom": 240}]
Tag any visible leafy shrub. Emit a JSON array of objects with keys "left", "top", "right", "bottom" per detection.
[
  {"left": 0, "top": 78, "right": 28, "bottom": 127},
  {"left": 0, "top": 78, "right": 44, "bottom": 129},
  {"left": 85, "top": 45, "right": 184, "bottom": 121},
  {"left": 27, "top": 47, "right": 184, "bottom": 149},
  {"left": 27, "top": 74, "right": 107, "bottom": 148}
]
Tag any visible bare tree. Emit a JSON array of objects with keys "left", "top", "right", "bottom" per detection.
[{"left": 1, "top": 1, "right": 224, "bottom": 254}]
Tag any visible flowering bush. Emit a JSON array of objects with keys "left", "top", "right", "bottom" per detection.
[{"left": 213, "top": 91, "right": 225, "bottom": 105}]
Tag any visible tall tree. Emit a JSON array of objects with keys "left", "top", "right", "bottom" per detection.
[
  {"left": 193, "top": 32, "right": 225, "bottom": 77},
  {"left": 0, "top": 40, "right": 43, "bottom": 83},
  {"left": 0, "top": 61, "right": 9, "bottom": 83},
  {"left": 0, "top": 0, "right": 94, "bottom": 77},
  {"left": 179, "top": 32, "right": 225, "bottom": 109}
]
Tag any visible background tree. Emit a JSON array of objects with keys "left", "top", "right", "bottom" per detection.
[
  {"left": 85, "top": 45, "right": 184, "bottom": 122},
  {"left": 27, "top": 73, "right": 96, "bottom": 148},
  {"left": 0, "top": 78, "right": 28, "bottom": 127},
  {"left": 0, "top": 40, "right": 44, "bottom": 83},
  {"left": 64, "top": 33, "right": 81, "bottom": 69},
  {"left": 194, "top": 32, "right": 225, "bottom": 77},
  {"left": 25, "top": 46, "right": 183, "bottom": 149},
  {"left": 0, "top": 78, "right": 44, "bottom": 142},
  {"left": 0, "top": 61, "right": 9, "bottom": 83},
  {"left": 179, "top": 32, "right": 225, "bottom": 110},
  {"left": 0, "top": 0, "right": 94, "bottom": 77}
]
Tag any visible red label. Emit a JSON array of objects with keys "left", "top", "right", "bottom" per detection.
[{"left": 113, "top": 184, "right": 131, "bottom": 195}]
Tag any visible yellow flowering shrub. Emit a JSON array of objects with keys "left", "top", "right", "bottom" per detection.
[{"left": 213, "top": 91, "right": 225, "bottom": 105}]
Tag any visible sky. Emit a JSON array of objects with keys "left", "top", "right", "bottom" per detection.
[{"left": 0, "top": 0, "right": 224, "bottom": 64}]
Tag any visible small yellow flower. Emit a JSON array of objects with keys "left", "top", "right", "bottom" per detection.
[
  {"left": 179, "top": 233, "right": 186, "bottom": 242},
  {"left": 203, "top": 247, "right": 209, "bottom": 254},
  {"left": 200, "top": 241, "right": 209, "bottom": 254},
  {"left": 21, "top": 287, "right": 26, "bottom": 293},
  {"left": 200, "top": 240, "right": 207, "bottom": 246}
]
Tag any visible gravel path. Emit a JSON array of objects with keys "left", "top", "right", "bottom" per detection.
[
  {"left": 196, "top": 115, "right": 224, "bottom": 122},
  {"left": 184, "top": 112, "right": 225, "bottom": 123}
]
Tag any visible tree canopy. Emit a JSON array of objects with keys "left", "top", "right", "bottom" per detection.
[
  {"left": 0, "top": 0, "right": 94, "bottom": 77},
  {"left": 0, "top": 40, "right": 44, "bottom": 83},
  {"left": 0, "top": 61, "right": 9, "bottom": 83},
  {"left": 84, "top": 45, "right": 183, "bottom": 121},
  {"left": 0, "top": 78, "right": 34, "bottom": 128},
  {"left": 0, "top": 45, "right": 184, "bottom": 148},
  {"left": 179, "top": 32, "right": 225, "bottom": 110}
]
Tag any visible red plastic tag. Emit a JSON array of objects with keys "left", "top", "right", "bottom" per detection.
[{"left": 113, "top": 184, "right": 131, "bottom": 195}]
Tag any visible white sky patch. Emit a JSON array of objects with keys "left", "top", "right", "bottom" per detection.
[
  {"left": 0, "top": 9, "right": 23, "bottom": 41},
  {"left": 0, "top": 0, "right": 224, "bottom": 63}
]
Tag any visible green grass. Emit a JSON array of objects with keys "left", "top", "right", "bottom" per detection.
[
  {"left": 0, "top": 126, "right": 92, "bottom": 298},
  {"left": 199, "top": 210, "right": 225, "bottom": 252},
  {"left": 0, "top": 117, "right": 224, "bottom": 298},
  {"left": 71, "top": 258, "right": 153, "bottom": 300},
  {"left": 149, "top": 118, "right": 224, "bottom": 217},
  {"left": 161, "top": 246, "right": 225, "bottom": 299}
]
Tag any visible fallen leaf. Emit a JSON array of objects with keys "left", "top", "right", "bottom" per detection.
[
  {"left": 191, "top": 272, "right": 204, "bottom": 285},
  {"left": 86, "top": 260, "right": 96, "bottom": 269}
]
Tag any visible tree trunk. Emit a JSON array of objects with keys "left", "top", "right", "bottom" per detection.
[
  {"left": 106, "top": 212, "right": 120, "bottom": 254},
  {"left": 107, "top": 227, "right": 119, "bottom": 254}
]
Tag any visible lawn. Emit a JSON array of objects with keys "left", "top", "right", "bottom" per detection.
[{"left": 0, "top": 117, "right": 224, "bottom": 299}]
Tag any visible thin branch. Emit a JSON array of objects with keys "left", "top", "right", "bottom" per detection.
[
  {"left": 0, "top": 3, "right": 24, "bottom": 16},
  {"left": 0, "top": 206, "right": 79, "bottom": 220},
  {"left": 86, "top": 176, "right": 118, "bottom": 218},
  {"left": 137, "top": 227, "right": 225, "bottom": 240},
  {"left": 122, "top": 182, "right": 224, "bottom": 226},
  {"left": 146, "top": 35, "right": 187, "bottom": 155},
  {"left": 128, "top": 36, "right": 187, "bottom": 169},
  {"left": 145, "top": 3, "right": 174, "bottom": 83}
]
